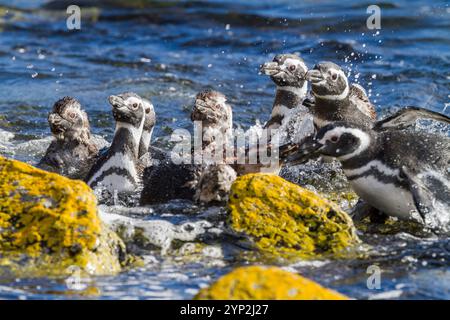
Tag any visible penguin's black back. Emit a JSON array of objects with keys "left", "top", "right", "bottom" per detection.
[{"left": 140, "top": 156, "right": 202, "bottom": 205}]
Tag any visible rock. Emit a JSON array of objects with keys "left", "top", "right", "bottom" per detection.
[
  {"left": 227, "top": 174, "right": 359, "bottom": 259},
  {"left": 0, "top": 156, "right": 129, "bottom": 277},
  {"left": 195, "top": 266, "right": 348, "bottom": 300},
  {"left": 99, "top": 208, "right": 218, "bottom": 255}
]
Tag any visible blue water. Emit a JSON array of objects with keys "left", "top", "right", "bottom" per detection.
[{"left": 0, "top": 0, "right": 449, "bottom": 300}]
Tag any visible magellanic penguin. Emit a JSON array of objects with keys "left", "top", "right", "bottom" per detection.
[
  {"left": 38, "top": 97, "right": 100, "bottom": 179},
  {"left": 305, "top": 61, "right": 377, "bottom": 129},
  {"left": 260, "top": 54, "right": 309, "bottom": 130},
  {"left": 281, "top": 108, "right": 450, "bottom": 229},
  {"left": 190, "top": 89, "right": 233, "bottom": 154},
  {"left": 85, "top": 93, "right": 147, "bottom": 195},
  {"left": 140, "top": 89, "right": 236, "bottom": 205},
  {"left": 136, "top": 97, "right": 156, "bottom": 168}
]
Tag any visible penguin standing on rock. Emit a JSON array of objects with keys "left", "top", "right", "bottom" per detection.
[
  {"left": 281, "top": 109, "right": 450, "bottom": 229},
  {"left": 38, "top": 97, "right": 100, "bottom": 179},
  {"left": 85, "top": 93, "right": 149, "bottom": 195}
]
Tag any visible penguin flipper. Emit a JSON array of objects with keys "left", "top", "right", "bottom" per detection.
[
  {"left": 400, "top": 166, "right": 435, "bottom": 223},
  {"left": 374, "top": 107, "right": 450, "bottom": 131},
  {"left": 84, "top": 152, "right": 108, "bottom": 184}
]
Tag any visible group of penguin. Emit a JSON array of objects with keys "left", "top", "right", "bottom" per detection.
[{"left": 37, "top": 53, "right": 450, "bottom": 230}]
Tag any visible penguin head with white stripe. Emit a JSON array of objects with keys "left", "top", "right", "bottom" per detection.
[
  {"left": 48, "top": 96, "right": 91, "bottom": 143},
  {"left": 142, "top": 98, "right": 156, "bottom": 132},
  {"left": 260, "top": 54, "right": 308, "bottom": 87},
  {"left": 306, "top": 62, "right": 349, "bottom": 100},
  {"left": 281, "top": 122, "right": 371, "bottom": 164},
  {"left": 108, "top": 92, "right": 145, "bottom": 128}
]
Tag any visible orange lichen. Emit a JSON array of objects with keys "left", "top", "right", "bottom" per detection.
[
  {"left": 0, "top": 156, "right": 126, "bottom": 276},
  {"left": 228, "top": 174, "right": 359, "bottom": 259},
  {"left": 195, "top": 266, "right": 348, "bottom": 300}
]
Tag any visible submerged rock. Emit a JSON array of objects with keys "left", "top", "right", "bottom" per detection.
[
  {"left": 228, "top": 174, "right": 359, "bottom": 259},
  {"left": 0, "top": 156, "right": 129, "bottom": 277},
  {"left": 195, "top": 266, "right": 348, "bottom": 300}
]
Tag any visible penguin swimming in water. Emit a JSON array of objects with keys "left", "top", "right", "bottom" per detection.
[
  {"left": 260, "top": 53, "right": 309, "bottom": 131},
  {"left": 140, "top": 89, "right": 236, "bottom": 205},
  {"left": 38, "top": 97, "right": 101, "bottom": 179},
  {"left": 138, "top": 97, "right": 156, "bottom": 159},
  {"left": 85, "top": 92, "right": 149, "bottom": 195},
  {"left": 305, "top": 61, "right": 376, "bottom": 128},
  {"left": 281, "top": 108, "right": 450, "bottom": 229}
]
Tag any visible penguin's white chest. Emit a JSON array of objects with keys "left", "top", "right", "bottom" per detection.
[
  {"left": 349, "top": 176, "right": 417, "bottom": 220},
  {"left": 88, "top": 152, "right": 138, "bottom": 193}
]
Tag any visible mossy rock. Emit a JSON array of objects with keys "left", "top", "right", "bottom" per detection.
[
  {"left": 195, "top": 266, "right": 348, "bottom": 300},
  {"left": 0, "top": 156, "right": 128, "bottom": 277},
  {"left": 228, "top": 174, "right": 359, "bottom": 259}
]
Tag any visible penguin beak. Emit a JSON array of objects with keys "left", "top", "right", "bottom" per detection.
[
  {"left": 260, "top": 62, "right": 280, "bottom": 76},
  {"left": 109, "top": 95, "right": 125, "bottom": 109},
  {"left": 279, "top": 137, "right": 324, "bottom": 165},
  {"left": 306, "top": 69, "right": 324, "bottom": 83},
  {"left": 48, "top": 113, "right": 70, "bottom": 136}
]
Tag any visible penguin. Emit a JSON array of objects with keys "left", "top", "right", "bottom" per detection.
[
  {"left": 305, "top": 61, "right": 376, "bottom": 128},
  {"left": 260, "top": 53, "right": 309, "bottom": 130},
  {"left": 280, "top": 109, "right": 450, "bottom": 229},
  {"left": 138, "top": 98, "right": 156, "bottom": 158},
  {"left": 140, "top": 89, "right": 236, "bottom": 205},
  {"left": 38, "top": 97, "right": 100, "bottom": 179},
  {"left": 136, "top": 97, "right": 157, "bottom": 169},
  {"left": 85, "top": 92, "right": 147, "bottom": 195},
  {"left": 190, "top": 89, "right": 233, "bottom": 154}
]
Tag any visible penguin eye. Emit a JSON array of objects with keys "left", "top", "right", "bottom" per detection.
[
  {"left": 289, "top": 65, "right": 296, "bottom": 72},
  {"left": 330, "top": 135, "right": 339, "bottom": 143},
  {"left": 69, "top": 112, "right": 76, "bottom": 118},
  {"left": 132, "top": 103, "right": 138, "bottom": 109},
  {"left": 331, "top": 73, "right": 338, "bottom": 81}
]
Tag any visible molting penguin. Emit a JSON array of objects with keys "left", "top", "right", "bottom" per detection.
[
  {"left": 306, "top": 61, "right": 376, "bottom": 128},
  {"left": 85, "top": 93, "right": 146, "bottom": 195},
  {"left": 281, "top": 109, "right": 450, "bottom": 229},
  {"left": 38, "top": 97, "right": 99, "bottom": 179},
  {"left": 260, "top": 53, "right": 309, "bottom": 130},
  {"left": 191, "top": 89, "right": 233, "bottom": 153},
  {"left": 140, "top": 90, "right": 236, "bottom": 205}
]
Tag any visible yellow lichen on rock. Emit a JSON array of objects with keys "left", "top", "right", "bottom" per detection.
[
  {"left": 0, "top": 156, "right": 127, "bottom": 277},
  {"left": 228, "top": 174, "right": 359, "bottom": 259},
  {"left": 195, "top": 266, "right": 348, "bottom": 300}
]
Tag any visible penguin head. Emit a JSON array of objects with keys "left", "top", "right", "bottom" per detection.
[
  {"left": 306, "top": 62, "right": 349, "bottom": 100},
  {"left": 260, "top": 54, "right": 308, "bottom": 87},
  {"left": 192, "top": 89, "right": 232, "bottom": 131},
  {"left": 142, "top": 98, "right": 156, "bottom": 132},
  {"left": 48, "top": 96, "right": 91, "bottom": 143},
  {"left": 108, "top": 92, "right": 145, "bottom": 128},
  {"left": 191, "top": 89, "right": 233, "bottom": 150},
  {"left": 281, "top": 122, "right": 372, "bottom": 164}
]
